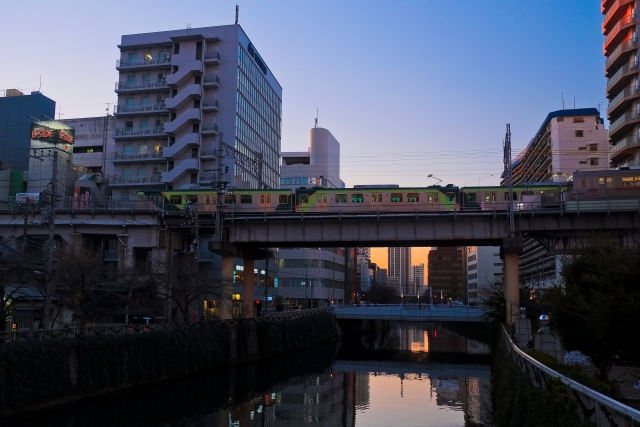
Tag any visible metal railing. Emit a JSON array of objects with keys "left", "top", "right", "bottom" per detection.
[
  {"left": 112, "top": 125, "right": 165, "bottom": 137},
  {"left": 112, "top": 151, "right": 164, "bottom": 160},
  {"left": 202, "top": 98, "right": 219, "bottom": 109},
  {"left": 609, "top": 109, "right": 640, "bottom": 134},
  {"left": 608, "top": 85, "right": 640, "bottom": 113},
  {"left": 203, "top": 74, "right": 220, "bottom": 85},
  {"left": 502, "top": 326, "right": 640, "bottom": 426},
  {"left": 201, "top": 122, "right": 218, "bottom": 133},
  {"left": 0, "top": 195, "right": 164, "bottom": 212},
  {"left": 116, "top": 55, "right": 171, "bottom": 68},
  {"left": 607, "top": 61, "right": 639, "bottom": 89},
  {"left": 204, "top": 51, "right": 220, "bottom": 61},
  {"left": 611, "top": 135, "right": 640, "bottom": 158},
  {"left": 114, "top": 102, "right": 166, "bottom": 114},
  {"left": 110, "top": 175, "right": 163, "bottom": 185},
  {"left": 606, "top": 37, "right": 638, "bottom": 69},
  {"left": 115, "top": 79, "right": 168, "bottom": 91},
  {"left": 604, "top": 13, "right": 637, "bottom": 48},
  {"left": 334, "top": 303, "right": 487, "bottom": 322}
]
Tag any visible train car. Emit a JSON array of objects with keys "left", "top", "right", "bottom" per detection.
[
  {"left": 566, "top": 169, "right": 640, "bottom": 212},
  {"left": 292, "top": 186, "right": 460, "bottom": 213},
  {"left": 138, "top": 188, "right": 294, "bottom": 213},
  {"left": 460, "top": 184, "right": 566, "bottom": 212}
]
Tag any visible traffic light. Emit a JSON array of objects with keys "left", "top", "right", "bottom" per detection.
[
  {"left": 255, "top": 300, "right": 262, "bottom": 316},
  {"left": 223, "top": 165, "right": 229, "bottom": 175}
]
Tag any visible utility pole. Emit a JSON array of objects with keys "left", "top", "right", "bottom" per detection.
[
  {"left": 503, "top": 124, "right": 515, "bottom": 237},
  {"left": 263, "top": 249, "right": 269, "bottom": 316},
  {"left": 43, "top": 150, "right": 58, "bottom": 329}
]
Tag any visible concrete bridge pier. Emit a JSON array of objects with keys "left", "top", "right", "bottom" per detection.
[
  {"left": 501, "top": 236, "right": 523, "bottom": 324},
  {"left": 242, "top": 257, "right": 255, "bottom": 318},
  {"left": 220, "top": 254, "right": 235, "bottom": 320}
]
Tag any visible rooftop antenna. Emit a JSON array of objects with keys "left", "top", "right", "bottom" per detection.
[
  {"left": 186, "top": 23, "right": 191, "bottom": 31},
  {"left": 57, "top": 105, "right": 64, "bottom": 120},
  {"left": 235, "top": 4, "right": 239, "bottom": 24},
  {"left": 39, "top": 75, "right": 42, "bottom": 92},
  {"left": 562, "top": 92, "right": 565, "bottom": 110},
  {"left": 314, "top": 108, "right": 318, "bottom": 128},
  {"left": 503, "top": 124, "right": 515, "bottom": 237},
  {"left": 597, "top": 101, "right": 604, "bottom": 113},
  {"left": 574, "top": 95, "right": 576, "bottom": 109}
]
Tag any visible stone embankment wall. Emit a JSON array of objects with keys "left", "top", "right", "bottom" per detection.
[{"left": 0, "top": 309, "right": 336, "bottom": 416}]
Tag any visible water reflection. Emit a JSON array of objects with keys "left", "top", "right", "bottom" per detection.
[{"left": 8, "top": 322, "right": 492, "bottom": 427}]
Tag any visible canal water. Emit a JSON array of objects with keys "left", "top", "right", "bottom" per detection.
[{"left": 9, "top": 323, "right": 493, "bottom": 427}]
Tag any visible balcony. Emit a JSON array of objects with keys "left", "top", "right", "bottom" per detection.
[
  {"left": 112, "top": 151, "right": 164, "bottom": 163},
  {"left": 606, "top": 37, "right": 638, "bottom": 76},
  {"left": 202, "top": 74, "right": 220, "bottom": 88},
  {"left": 198, "top": 172, "right": 217, "bottom": 182},
  {"left": 604, "top": 14, "right": 637, "bottom": 54},
  {"left": 200, "top": 149, "right": 217, "bottom": 158},
  {"left": 604, "top": 0, "right": 635, "bottom": 34},
  {"left": 201, "top": 98, "right": 219, "bottom": 112},
  {"left": 607, "top": 85, "right": 640, "bottom": 118},
  {"left": 606, "top": 61, "right": 639, "bottom": 95},
  {"left": 163, "top": 133, "right": 200, "bottom": 159},
  {"left": 114, "top": 102, "right": 167, "bottom": 116},
  {"left": 611, "top": 134, "right": 640, "bottom": 162},
  {"left": 201, "top": 122, "right": 219, "bottom": 135},
  {"left": 112, "top": 125, "right": 165, "bottom": 139},
  {"left": 608, "top": 110, "right": 640, "bottom": 138},
  {"left": 161, "top": 158, "right": 198, "bottom": 183},
  {"left": 165, "top": 84, "right": 202, "bottom": 111},
  {"left": 166, "top": 60, "right": 203, "bottom": 87},
  {"left": 116, "top": 55, "right": 171, "bottom": 70},
  {"left": 110, "top": 174, "right": 163, "bottom": 186},
  {"left": 115, "top": 79, "right": 168, "bottom": 93},
  {"left": 203, "top": 51, "right": 221, "bottom": 65},
  {"left": 164, "top": 108, "right": 201, "bottom": 135}
]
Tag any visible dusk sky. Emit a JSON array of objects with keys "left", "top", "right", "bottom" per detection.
[{"left": 3, "top": 0, "right": 606, "bottom": 272}]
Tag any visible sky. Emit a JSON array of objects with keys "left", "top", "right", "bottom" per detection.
[{"left": 2, "top": 0, "right": 606, "bottom": 273}]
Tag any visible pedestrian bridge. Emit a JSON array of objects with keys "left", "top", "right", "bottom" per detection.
[{"left": 334, "top": 304, "right": 487, "bottom": 322}]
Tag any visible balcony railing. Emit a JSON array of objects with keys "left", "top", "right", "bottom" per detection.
[
  {"left": 204, "top": 51, "right": 221, "bottom": 62},
  {"left": 110, "top": 175, "right": 163, "bottom": 185},
  {"left": 200, "top": 150, "right": 217, "bottom": 157},
  {"left": 115, "top": 79, "right": 168, "bottom": 91},
  {"left": 201, "top": 122, "right": 218, "bottom": 133},
  {"left": 203, "top": 74, "right": 220, "bottom": 86},
  {"left": 606, "top": 61, "right": 639, "bottom": 89},
  {"left": 604, "top": 13, "right": 637, "bottom": 50},
  {"left": 607, "top": 85, "right": 640, "bottom": 112},
  {"left": 609, "top": 109, "right": 640, "bottom": 134},
  {"left": 114, "top": 102, "right": 166, "bottom": 114},
  {"left": 112, "top": 151, "right": 164, "bottom": 160},
  {"left": 112, "top": 126, "right": 165, "bottom": 138},
  {"left": 606, "top": 37, "right": 638, "bottom": 70},
  {"left": 603, "top": 0, "right": 634, "bottom": 32},
  {"left": 611, "top": 134, "right": 640, "bottom": 158},
  {"left": 199, "top": 172, "right": 217, "bottom": 181},
  {"left": 201, "top": 98, "right": 219, "bottom": 109},
  {"left": 116, "top": 55, "right": 171, "bottom": 68}
]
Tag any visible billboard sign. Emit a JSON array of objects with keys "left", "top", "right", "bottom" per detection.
[
  {"left": 16, "top": 193, "right": 40, "bottom": 204},
  {"left": 30, "top": 123, "right": 75, "bottom": 144}
]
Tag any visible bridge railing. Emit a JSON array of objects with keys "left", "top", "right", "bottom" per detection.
[
  {"left": 334, "top": 304, "right": 486, "bottom": 321},
  {"left": 502, "top": 326, "right": 640, "bottom": 426}
]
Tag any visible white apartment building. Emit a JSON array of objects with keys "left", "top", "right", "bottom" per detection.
[
  {"left": 411, "top": 263, "right": 424, "bottom": 296},
  {"left": 466, "top": 246, "right": 503, "bottom": 307},
  {"left": 388, "top": 247, "right": 412, "bottom": 295},
  {"left": 278, "top": 126, "right": 346, "bottom": 307},
  {"left": 110, "top": 25, "right": 282, "bottom": 199},
  {"left": 62, "top": 116, "right": 116, "bottom": 175}
]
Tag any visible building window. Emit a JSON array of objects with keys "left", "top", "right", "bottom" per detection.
[
  {"left": 407, "top": 193, "right": 419, "bottom": 202},
  {"left": 573, "top": 117, "right": 584, "bottom": 123},
  {"left": 351, "top": 194, "right": 364, "bottom": 203},
  {"left": 336, "top": 194, "right": 347, "bottom": 203},
  {"left": 241, "top": 195, "right": 252, "bottom": 203},
  {"left": 557, "top": 117, "right": 564, "bottom": 122},
  {"left": 468, "top": 254, "right": 476, "bottom": 261},
  {"left": 607, "top": 177, "right": 613, "bottom": 188},
  {"left": 578, "top": 147, "right": 587, "bottom": 151},
  {"left": 622, "top": 177, "right": 635, "bottom": 187},
  {"left": 494, "top": 262, "right": 504, "bottom": 266},
  {"left": 575, "top": 130, "right": 584, "bottom": 137},
  {"left": 598, "top": 177, "right": 605, "bottom": 188},
  {"left": 589, "top": 143, "right": 598, "bottom": 151},
  {"left": 590, "top": 158, "right": 599, "bottom": 166},
  {"left": 468, "top": 273, "right": 477, "bottom": 280},
  {"left": 173, "top": 43, "right": 180, "bottom": 54},
  {"left": 390, "top": 193, "right": 403, "bottom": 202}
]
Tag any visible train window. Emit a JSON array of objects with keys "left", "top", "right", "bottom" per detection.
[
  {"left": 491, "top": 192, "right": 496, "bottom": 202},
  {"left": 390, "top": 193, "right": 403, "bottom": 202},
  {"left": 323, "top": 195, "right": 327, "bottom": 203},
  {"left": 581, "top": 179, "right": 586, "bottom": 189},
  {"left": 428, "top": 193, "right": 433, "bottom": 203},
  {"left": 521, "top": 191, "right": 534, "bottom": 196},
  {"left": 434, "top": 193, "right": 439, "bottom": 202},
  {"left": 514, "top": 192, "right": 518, "bottom": 201},
  {"left": 267, "top": 195, "right": 272, "bottom": 203},
  {"left": 371, "top": 193, "right": 383, "bottom": 203},
  {"left": 446, "top": 192, "right": 454, "bottom": 202},
  {"left": 503, "top": 192, "right": 518, "bottom": 201},
  {"left": 299, "top": 195, "right": 309, "bottom": 204},
  {"left": 241, "top": 195, "right": 252, "bottom": 204},
  {"left": 484, "top": 194, "right": 490, "bottom": 202},
  {"left": 336, "top": 194, "right": 347, "bottom": 203},
  {"left": 279, "top": 194, "right": 288, "bottom": 203},
  {"left": 636, "top": 176, "right": 640, "bottom": 182},
  {"left": 225, "top": 194, "right": 236, "bottom": 204},
  {"left": 352, "top": 194, "right": 364, "bottom": 203},
  {"left": 260, "top": 195, "right": 265, "bottom": 204},
  {"left": 170, "top": 195, "right": 182, "bottom": 204},
  {"left": 467, "top": 193, "right": 477, "bottom": 202},
  {"left": 407, "top": 193, "right": 419, "bottom": 202},
  {"left": 316, "top": 194, "right": 321, "bottom": 203},
  {"left": 205, "top": 195, "right": 211, "bottom": 204},
  {"left": 186, "top": 195, "right": 198, "bottom": 204},
  {"left": 599, "top": 177, "right": 605, "bottom": 188},
  {"left": 622, "top": 177, "right": 635, "bottom": 187},
  {"left": 607, "top": 177, "right": 613, "bottom": 188}
]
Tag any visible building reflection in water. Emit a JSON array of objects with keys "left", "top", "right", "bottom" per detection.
[{"left": 211, "top": 324, "right": 492, "bottom": 427}]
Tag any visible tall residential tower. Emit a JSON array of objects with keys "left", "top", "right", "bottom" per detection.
[{"left": 111, "top": 25, "right": 282, "bottom": 199}]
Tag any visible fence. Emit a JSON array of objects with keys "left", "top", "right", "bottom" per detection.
[
  {"left": 502, "top": 325, "right": 640, "bottom": 427},
  {"left": 334, "top": 303, "right": 486, "bottom": 322},
  {"left": 0, "top": 307, "right": 335, "bottom": 344}
]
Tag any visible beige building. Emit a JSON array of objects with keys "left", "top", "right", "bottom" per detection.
[{"left": 603, "top": 1, "right": 640, "bottom": 168}]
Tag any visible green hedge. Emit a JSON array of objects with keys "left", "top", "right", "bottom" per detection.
[
  {"left": 492, "top": 334, "right": 594, "bottom": 427},
  {"left": 0, "top": 311, "right": 335, "bottom": 414}
]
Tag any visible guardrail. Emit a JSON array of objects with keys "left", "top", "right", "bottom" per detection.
[
  {"left": 335, "top": 304, "right": 487, "bottom": 322},
  {"left": 502, "top": 325, "right": 640, "bottom": 426}
]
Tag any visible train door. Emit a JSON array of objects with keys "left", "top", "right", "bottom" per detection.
[
  {"left": 259, "top": 193, "right": 272, "bottom": 213},
  {"left": 371, "top": 193, "right": 383, "bottom": 212},
  {"left": 315, "top": 192, "right": 328, "bottom": 212},
  {"left": 297, "top": 193, "right": 309, "bottom": 212}
]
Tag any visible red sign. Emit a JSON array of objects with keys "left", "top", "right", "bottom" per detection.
[{"left": 30, "top": 123, "right": 75, "bottom": 144}]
